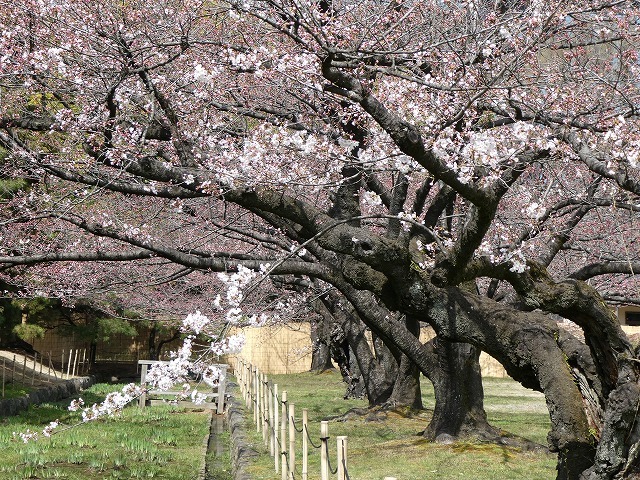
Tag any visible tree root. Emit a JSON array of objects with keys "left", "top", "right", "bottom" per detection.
[{"left": 325, "top": 406, "right": 548, "bottom": 453}]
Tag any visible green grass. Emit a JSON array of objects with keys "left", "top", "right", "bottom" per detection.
[
  {"left": 244, "top": 371, "right": 556, "bottom": 480},
  {"left": 205, "top": 427, "right": 233, "bottom": 480},
  {"left": 0, "top": 383, "right": 212, "bottom": 480},
  {"left": 1, "top": 382, "right": 34, "bottom": 399}
]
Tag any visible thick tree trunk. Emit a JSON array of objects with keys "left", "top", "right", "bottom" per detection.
[
  {"left": 337, "top": 282, "right": 599, "bottom": 479},
  {"left": 330, "top": 338, "right": 366, "bottom": 398},
  {"left": 310, "top": 318, "right": 334, "bottom": 371},
  {"left": 386, "top": 316, "right": 423, "bottom": 410},
  {"left": 422, "top": 339, "right": 492, "bottom": 441},
  {"left": 343, "top": 315, "right": 393, "bottom": 404},
  {"left": 388, "top": 353, "right": 423, "bottom": 410}
]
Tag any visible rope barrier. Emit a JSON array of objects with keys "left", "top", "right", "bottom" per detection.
[
  {"left": 291, "top": 416, "right": 304, "bottom": 433},
  {"left": 325, "top": 441, "right": 338, "bottom": 475},
  {"left": 304, "top": 424, "right": 322, "bottom": 449},
  {"left": 342, "top": 440, "right": 351, "bottom": 480},
  {"left": 241, "top": 359, "right": 364, "bottom": 480},
  {"left": 278, "top": 446, "right": 302, "bottom": 480}
]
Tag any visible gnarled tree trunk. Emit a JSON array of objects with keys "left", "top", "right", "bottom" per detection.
[
  {"left": 310, "top": 317, "right": 334, "bottom": 372},
  {"left": 422, "top": 339, "right": 493, "bottom": 441}
]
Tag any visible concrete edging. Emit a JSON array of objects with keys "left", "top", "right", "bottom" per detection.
[
  {"left": 226, "top": 386, "right": 258, "bottom": 480},
  {"left": 0, "top": 376, "right": 96, "bottom": 417}
]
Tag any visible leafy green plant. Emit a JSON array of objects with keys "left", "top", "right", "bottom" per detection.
[{"left": 0, "top": 383, "right": 212, "bottom": 480}]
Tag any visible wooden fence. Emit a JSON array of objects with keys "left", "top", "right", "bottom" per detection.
[
  {"left": 137, "top": 360, "right": 228, "bottom": 414},
  {"left": 0, "top": 349, "right": 89, "bottom": 398},
  {"left": 236, "top": 358, "right": 361, "bottom": 480}
]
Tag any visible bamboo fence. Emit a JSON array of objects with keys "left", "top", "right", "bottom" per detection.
[{"left": 0, "top": 348, "right": 89, "bottom": 397}]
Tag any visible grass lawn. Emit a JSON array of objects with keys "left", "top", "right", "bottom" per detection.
[
  {"left": 0, "top": 383, "right": 212, "bottom": 480},
  {"left": 244, "top": 371, "right": 557, "bottom": 480},
  {"left": 1, "top": 383, "right": 34, "bottom": 400}
]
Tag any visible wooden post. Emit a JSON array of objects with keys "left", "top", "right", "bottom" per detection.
[
  {"left": 139, "top": 363, "right": 148, "bottom": 407},
  {"left": 2, "top": 357, "right": 5, "bottom": 398},
  {"left": 12, "top": 354, "right": 16, "bottom": 383},
  {"left": 262, "top": 374, "right": 269, "bottom": 446},
  {"left": 242, "top": 361, "right": 247, "bottom": 407},
  {"left": 241, "top": 360, "right": 246, "bottom": 402},
  {"left": 31, "top": 353, "right": 36, "bottom": 385},
  {"left": 288, "top": 402, "right": 295, "bottom": 480},
  {"left": 217, "top": 365, "right": 227, "bottom": 414},
  {"left": 281, "top": 391, "right": 287, "bottom": 480},
  {"left": 337, "top": 436, "right": 347, "bottom": 480},
  {"left": 72, "top": 349, "right": 78, "bottom": 377},
  {"left": 66, "top": 349, "right": 73, "bottom": 379},
  {"left": 81, "top": 349, "right": 87, "bottom": 375},
  {"left": 253, "top": 368, "right": 258, "bottom": 422},
  {"left": 238, "top": 360, "right": 243, "bottom": 400},
  {"left": 269, "top": 380, "right": 275, "bottom": 457},
  {"left": 256, "top": 368, "right": 261, "bottom": 433},
  {"left": 48, "top": 351, "right": 52, "bottom": 377},
  {"left": 302, "top": 409, "right": 309, "bottom": 480},
  {"left": 61, "top": 350, "right": 65, "bottom": 379},
  {"left": 274, "top": 384, "right": 279, "bottom": 474},
  {"left": 244, "top": 361, "right": 248, "bottom": 403},
  {"left": 39, "top": 353, "right": 43, "bottom": 377},
  {"left": 22, "top": 356, "right": 26, "bottom": 380},
  {"left": 49, "top": 353, "right": 57, "bottom": 380},
  {"left": 248, "top": 362, "right": 253, "bottom": 409},
  {"left": 320, "top": 421, "right": 329, "bottom": 480},
  {"left": 247, "top": 364, "right": 253, "bottom": 412}
]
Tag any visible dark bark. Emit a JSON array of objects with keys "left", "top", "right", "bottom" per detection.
[
  {"left": 316, "top": 293, "right": 390, "bottom": 402},
  {"left": 330, "top": 338, "right": 365, "bottom": 399},
  {"left": 310, "top": 318, "right": 334, "bottom": 372},
  {"left": 388, "top": 352, "right": 423, "bottom": 410},
  {"left": 148, "top": 324, "right": 159, "bottom": 361},
  {"left": 312, "top": 289, "right": 425, "bottom": 407},
  {"left": 386, "top": 316, "right": 423, "bottom": 410},
  {"left": 341, "top": 314, "right": 390, "bottom": 402},
  {"left": 422, "top": 339, "right": 492, "bottom": 441},
  {"left": 335, "top": 281, "right": 597, "bottom": 479}
]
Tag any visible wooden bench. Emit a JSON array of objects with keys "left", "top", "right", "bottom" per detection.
[{"left": 137, "top": 360, "right": 228, "bottom": 414}]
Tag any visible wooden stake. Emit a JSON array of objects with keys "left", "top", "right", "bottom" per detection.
[
  {"left": 66, "top": 349, "right": 73, "bottom": 378},
  {"left": 81, "top": 349, "right": 87, "bottom": 375},
  {"left": 337, "top": 436, "right": 347, "bottom": 480},
  {"left": 274, "top": 384, "right": 279, "bottom": 474},
  {"left": 72, "top": 349, "right": 79, "bottom": 377},
  {"left": 302, "top": 409, "right": 308, "bottom": 480},
  {"left": 281, "top": 391, "right": 287, "bottom": 480},
  {"left": 31, "top": 353, "right": 36, "bottom": 385},
  {"left": 320, "top": 421, "right": 329, "bottom": 480},
  {"left": 288, "top": 402, "right": 295, "bottom": 480}
]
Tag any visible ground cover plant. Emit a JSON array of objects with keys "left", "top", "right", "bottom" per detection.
[
  {"left": 1, "top": 383, "right": 33, "bottom": 400},
  {"left": 245, "top": 371, "right": 556, "bottom": 480},
  {"left": 0, "top": 383, "right": 211, "bottom": 480}
]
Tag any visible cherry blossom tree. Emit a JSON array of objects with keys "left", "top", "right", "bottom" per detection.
[{"left": 1, "top": 0, "right": 640, "bottom": 478}]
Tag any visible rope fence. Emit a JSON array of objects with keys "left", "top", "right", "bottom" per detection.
[{"left": 236, "top": 358, "right": 387, "bottom": 480}]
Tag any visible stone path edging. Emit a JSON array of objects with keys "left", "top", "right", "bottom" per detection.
[
  {"left": 226, "top": 386, "right": 258, "bottom": 480},
  {"left": 0, "top": 376, "right": 95, "bottom": 417}
]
